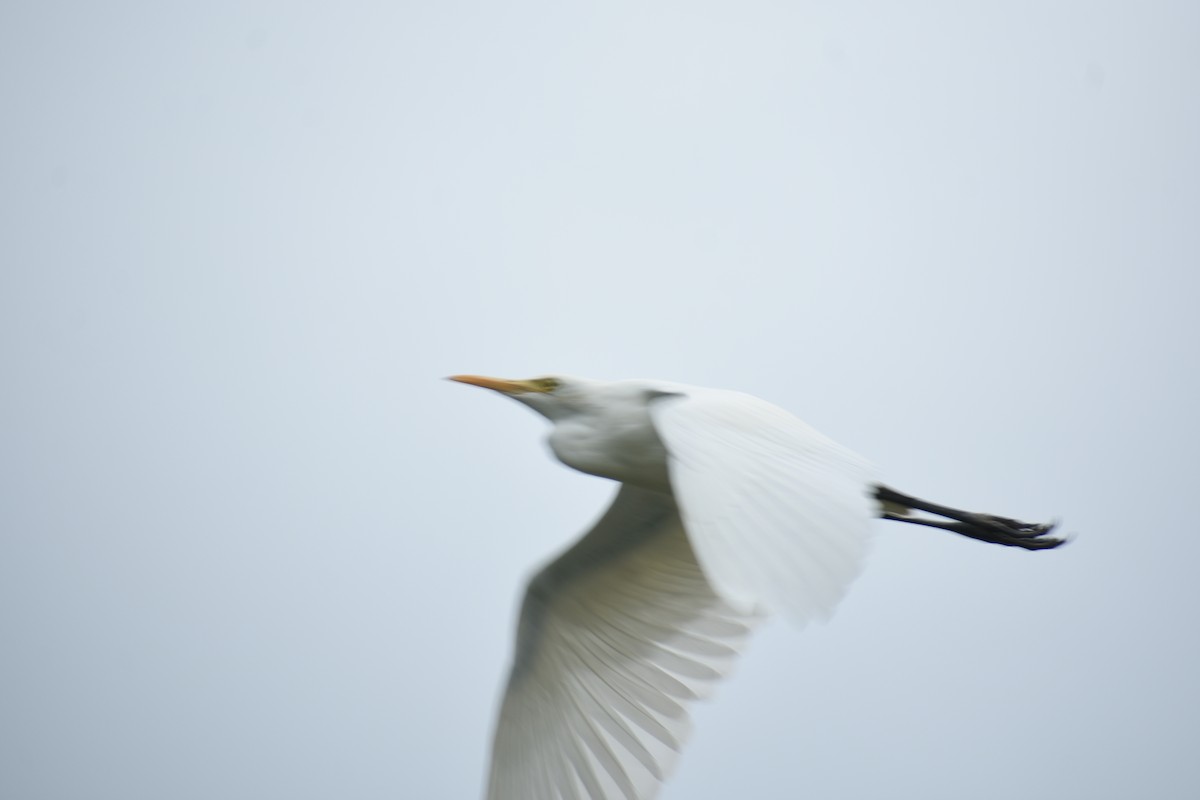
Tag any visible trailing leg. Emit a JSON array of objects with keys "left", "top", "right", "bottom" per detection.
[{"left": 874, "top": 485, "right": 1065, "bottom": 551}]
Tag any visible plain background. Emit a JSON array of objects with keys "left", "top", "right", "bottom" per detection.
[{"left": 3, "top": 2, "right": 1198, "bottom": 798}]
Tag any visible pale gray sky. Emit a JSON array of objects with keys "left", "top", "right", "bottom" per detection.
[{"left": 2, "top": 2, "right": 1198, "bottom": 799}]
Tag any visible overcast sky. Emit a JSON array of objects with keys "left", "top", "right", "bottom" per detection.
[{"left": 3, "top": 2, "right": 1198, "bottom": 799}]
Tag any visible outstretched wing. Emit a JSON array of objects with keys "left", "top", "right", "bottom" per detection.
[
  {"left": 649, "top": 388, "right": 877, "bottom": 626},
  {"left": 487, "top": 485, "right": 758, "bottom": 800}
]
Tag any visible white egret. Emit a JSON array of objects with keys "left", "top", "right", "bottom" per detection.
[{"left": 450, "top": 374, "right": 1063, "bottom": 800}]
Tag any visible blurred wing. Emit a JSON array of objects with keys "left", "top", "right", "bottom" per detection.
[
  {"left": 650, "top": 389, "right": 877, "bottom": 625},
  {"left": 487, "top": 485, "right": 758, "bottom": 800}
]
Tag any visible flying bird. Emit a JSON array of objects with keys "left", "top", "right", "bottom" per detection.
[{"left": 450, "top": 374, "right": 1064, "bottom": 800}]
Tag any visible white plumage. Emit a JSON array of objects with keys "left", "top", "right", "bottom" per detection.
[{"left": 450, "top": 374, "right": 1063, "bottom": 800}]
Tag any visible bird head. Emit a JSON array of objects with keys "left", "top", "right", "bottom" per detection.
[{"left": 448, "top": 374, "right": 578, "bottom": 420}]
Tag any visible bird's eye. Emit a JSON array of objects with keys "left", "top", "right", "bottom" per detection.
[{"left": 532, "top": 377, "right": 561, "bottom": 392}]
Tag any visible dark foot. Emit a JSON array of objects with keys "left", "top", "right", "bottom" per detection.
[{"left": 875, "top": 485, "right": 1067, "bottom": 551}]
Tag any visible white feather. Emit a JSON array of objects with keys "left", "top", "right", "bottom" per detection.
[
  {"left": 650, "top": 388, "right": 877, "bottom": 625},
  {"left": 487, "top": 485, "right": 759, "bottom": 800}
]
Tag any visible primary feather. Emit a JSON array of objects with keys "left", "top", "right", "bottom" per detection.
[{"left": 488, "top": 486, "right": 757, "bottom": 800}]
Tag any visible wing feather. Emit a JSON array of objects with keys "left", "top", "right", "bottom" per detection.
[
  {"left": 486, "top": 485, "right": 759, "bottom": 800},
  {"left": 650, "top": 389, "right": 876, "bottom": 625}
]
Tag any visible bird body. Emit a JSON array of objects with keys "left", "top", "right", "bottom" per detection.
[{"left": 451, "top": 374, "right": 1063, "bottom": 800}]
